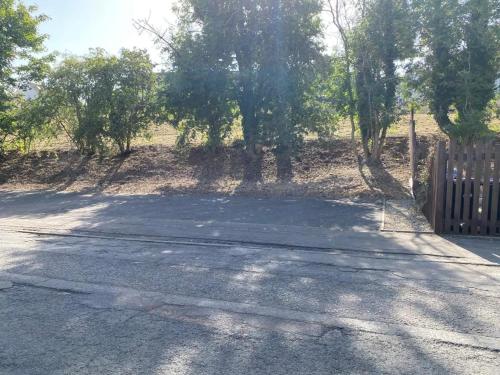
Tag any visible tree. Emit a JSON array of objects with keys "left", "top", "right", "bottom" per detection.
[
  {"left": 0, "top": 0, "right": 49, "bottom": 155},
  {"left": 417, "top": 0, "right": 498, "bottom": 142},
  {"left": 258, "top": 0, "right": 327, "bottom": 179},
  {"left": 108, "top": 49, "right": 157, "bottom": 154},
  {"left": 161, "top": 8, "right": 236, "bottom": 152},
  {"left": 45, "top": 50, "right": 115, "bottom": 154},
  {"left": 352, "top": 0, "right": 414, "bottom": 163},
  {"left": 326, "top": 0, "right": 358, "bottom": 147},
  {"left": 12, "top": 94, "right": 57, "bottom": 153},
  {"left": 139, "top": 0, "right": 328, "bottom": 180},
  {"left": 156, "top": 0, "right": 267, "bottom": 178},
  {"left": 43, "top": 49, "right": 158, "bottom": 155}
]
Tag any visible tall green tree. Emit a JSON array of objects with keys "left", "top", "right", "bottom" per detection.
[
  {"left": 43, "top": 49, "right": 157, "bottom": 155},
  {"left": 417, "top": 0, "right": 499, "bottom": 142},
  {"left": 352, "top": 0, "right": 415, "bottom": 163},
  {"left": 140, "top": 0, "right": 329, "bottom": 180},
  {"left": 326, "top": 0, "right": 358, "bottom": 147},
  {"left": 0, "top": 0, "right": 49, "bottom": 154},
  {"left": 258, "top": 0, "right": 326, "bottom": 179},
  {"left": 45, "top": 50, "right": 115, "bottom": 154},
  {"left": 162, "top": 6, "right": 236, "bottom": 152},
  {"left": 108, "top": 49, "right": 157, "bottom": 154}
]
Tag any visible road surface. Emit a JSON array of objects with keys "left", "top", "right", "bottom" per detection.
[{"left": 0, "top": 191, "right": 499, "bottom": 374}]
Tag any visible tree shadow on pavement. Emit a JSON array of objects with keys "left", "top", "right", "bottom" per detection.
[
  {"left": 0, "top": 193, "right": 498, "bottom": 374},
  {"left": 442, "top": 235, "right": 500, "bottom": 265}
]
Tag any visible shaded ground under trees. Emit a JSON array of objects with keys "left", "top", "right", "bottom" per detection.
[{"left": 0, "top": 136, "right": 443, "bottom": 199}]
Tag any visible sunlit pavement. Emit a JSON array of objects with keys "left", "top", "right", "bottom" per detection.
[{"left": 0, "top": 191, "right": 499, "bottom": 374}]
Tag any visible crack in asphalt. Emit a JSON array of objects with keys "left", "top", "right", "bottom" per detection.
[
  {"left": 13, "top": 282, "right": 91, "bottom": 295},
  {"left": 2, "top": 226, "right": 485, "bottom": 262},
  {"left": 3, "top": 273, "right": 498, "bottom": 353}
]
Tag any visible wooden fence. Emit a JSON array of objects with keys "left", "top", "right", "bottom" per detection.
[
  {"left": 408, "top": 111, "right": 417, "bottom": 197},
  {"left": 424, "top": 140, "right": 500, "bottom": 235}
]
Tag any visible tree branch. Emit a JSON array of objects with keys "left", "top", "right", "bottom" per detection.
[{"left": 133, "top": 17, "right": 180, "bottom": 57}]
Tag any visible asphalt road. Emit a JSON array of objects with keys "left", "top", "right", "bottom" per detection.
[{"left": 0, "top": 191, "right": 499, "bottom": 374}]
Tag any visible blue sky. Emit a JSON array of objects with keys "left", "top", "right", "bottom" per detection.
[
  {"left": 25, "top": 0, "right": 337, "bottom": 65},
  {"left": 25, "top": 0, "right": 177, "bottom": 64}
]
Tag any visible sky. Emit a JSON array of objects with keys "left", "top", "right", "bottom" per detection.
[
  {"left": 25, "top": 0, "right": 338, "bottom": 65},
  {"left": 26, "top": 0, "right": 178, "bottom": 64}
]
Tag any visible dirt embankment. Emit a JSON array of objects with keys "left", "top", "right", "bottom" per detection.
[{"left": 0, "top": 137, "right": 439, "bottom": 199}]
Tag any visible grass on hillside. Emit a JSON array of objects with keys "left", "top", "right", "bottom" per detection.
[
  {"left": 2, "top": 113, "right": 498, "bottom": 199},
  {"left": 28, "top": 113, "right": 499, "bottom": 154}
]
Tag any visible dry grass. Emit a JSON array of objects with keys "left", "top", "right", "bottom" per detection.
[
  {"left": 0, "top": 138, "right": 417, "bottom": 199},
  {"left": 1, "top": 114, "right": 498, "bottom": 199},
  {"left": 29, "top": 113, "right": 499, "bottom": 152}
]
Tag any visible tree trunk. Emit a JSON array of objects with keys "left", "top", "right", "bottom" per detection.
[
  {"left": 237, "top": 58, "right": 262, "bottom": 181},
  {"left": 327, "top": 0, "right": 357, "bottom": 152},
  {"left": 276, "top": 147, "right": 293, "bottom": 182},
  {"left": 125, "top": 138, "right": 131, "bottom": 154},
  {"left": 207, "top": 121, "right": 221, "bottom": 153},
  {"left": 361, "top": 131, "right": 371, "bottom": 163},
  {"left": 118, "top": 141, "right": 125, "bottom": 155}
]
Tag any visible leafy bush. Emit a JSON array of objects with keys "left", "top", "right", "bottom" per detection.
[{"left": 43, "top": 49, "right": 158, "bottom": 155}]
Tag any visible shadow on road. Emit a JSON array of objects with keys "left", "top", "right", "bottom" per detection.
[
  {"left": 0, "top": 191, "right": 498, "bottom": 373},
  {"left": 443, "top": 236, "right": 500, "bottom": 265}
]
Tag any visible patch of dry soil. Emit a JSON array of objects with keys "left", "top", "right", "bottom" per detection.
[{"left": 0, "top": 138, "right": 434, "bottom": 199}]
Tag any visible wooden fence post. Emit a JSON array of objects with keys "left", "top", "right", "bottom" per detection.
[
  {"left": 472, "top": 142, "right": 485, "bottom": 235},
  {"left": 462, "top": 144, "right": 474, "bottom": 234},
  {"left": 433, "top": 141, "right": 446, "bottom": 233},
  {"left": 491, "top": 144, "right": 500, "bottom": 235},
  {"left": 453, "top": 143, "right": 464, "bottom": 233},
  {"left": 409, "top": 108, "right": 417, "bottom": 198},
  {"left": 444, "top": 140, "right": 456, "bottom": 233},
  {"left": 480, "top": 142, "right": 493, "bottom": 234}
]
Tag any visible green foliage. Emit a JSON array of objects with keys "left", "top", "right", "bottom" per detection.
[
  {"left": 44, "top": 49, "right": 157, "bottom": 155},
  {"left": 165, "top": 0, "right": 263, "bottom": 168},
  {"left": 108, "top": 49, "right": 157, "bottom": 154},
  {"left": 493, "top": 93, "right": 500, "bottom": 120},
  {"left": 45, "top": 50, "right": 114, "bottom": 154},
  {"left": 163, "top": 0, "right": 329, "bottom": 179},
  {"left": 0, "top": 0, "right": 49, "bottom": 154},
  {"left": 13, "top": 95, "right": 57, "bottom": 152},
  {"left": 257, "top": 0, "right": 327, "bottom": 179},
  {"left": 323, "top": 56, "right": 354, "bottom": 121},
  {"left": 162, "top": 12, "right": 236, "bottom": 151},
  {"left": 0, "top": 97, "right": 16, "bottom": 155},
  {"left": 416, "top": 0, "right": 499, "bottom": 142},
  {"left": 2, "top": 0, "right": 497, "bottom": 180},
  {"left": 352, "top": 0, "right": 415, "bottom": 162}
]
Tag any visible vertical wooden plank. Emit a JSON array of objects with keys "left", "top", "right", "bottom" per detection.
[
  {"left": 472, "top": 142, "right": 485, "bottom": 235},
  {"left": 444, "top": 140, "right": 456, "bottom": 233},
  {"left": 426, "top": 153, "right": 436, "bottom": 228},
  {"left": 488, "top": 143, "right": 500, "bottom": 236},
  {"left": 433, "top": 142, "right": 446, "bottom": 233},
  {"left": 429, "top": 143, "right": 437, "bottom": 231},
  {"left": 461, "top": 144, "right": 473, "bottom": 234},
  {"left": 480, "top": 142, "right": 493, "bottom": 235},
  {"left": 453, "top": 143, "right": 464, "bottom": 233},
  {"left": 409, "top": 112, "right": 417, "bottom": 196}
]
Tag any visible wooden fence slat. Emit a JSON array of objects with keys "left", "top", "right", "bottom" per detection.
[
  {"left": 490, "top": 144, "right": 500, "bottom": 236},
  {"left": 480, "top": 142, "right": 493, "bottom": 235},
  {"left": 426, "top": 140, "right": 499, "bottom": 236},
  {"left": 471, "top": 143, "right": 484, "bottom": 235},
  {"left": 462, "top": 144, "right": 473, "bottom": 234},
  {"left": 453, "top": 144, "right": 464, "bottom": 233},
  {"left": 444, "top": 140, "right": 456, "bottom": 233},
  {"left": 433, "top": 142, "right": 446, "bottom": 233},
  {"left": 409, "top": 115, "right": 417, "bottom": 196}
]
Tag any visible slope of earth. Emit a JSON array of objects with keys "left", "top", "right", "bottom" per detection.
[{"left": 0, "top": 137, "right": 440, "bottom": 199}]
